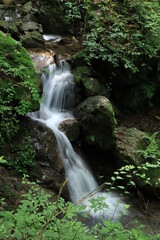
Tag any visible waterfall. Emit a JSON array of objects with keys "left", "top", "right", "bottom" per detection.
[{"left": 29, "top": 61, "right": 127, "bottom": 221}]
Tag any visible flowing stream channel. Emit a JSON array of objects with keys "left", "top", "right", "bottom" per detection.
[{"left": 29, "top": 60, "right": 127, "bottom": 221}]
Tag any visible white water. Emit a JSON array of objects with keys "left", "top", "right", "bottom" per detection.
[
  {"left": 43, "top": 34, "right": 61, "bottom": 42},
  {"left": 29, "top": 61, "right": 127, "bottom": 221}
]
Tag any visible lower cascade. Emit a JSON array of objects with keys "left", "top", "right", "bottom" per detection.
[{"left": 29, "top": 60, "right": 127, "bottom": 221}]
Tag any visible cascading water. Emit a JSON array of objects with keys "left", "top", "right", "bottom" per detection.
[{"left": 29, "top": 61, "right": 127, "bottom": 221}]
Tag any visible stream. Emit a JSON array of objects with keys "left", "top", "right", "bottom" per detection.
[{"left": 28, "top": 34, "right": 160, "bottom": 232}]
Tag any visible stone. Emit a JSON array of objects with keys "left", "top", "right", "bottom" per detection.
[
  {"left": 21, "top": 31, "right": 45, "bottom": 48},
  {"left": 115, "top": 127, "right": 160, "bottom": 196},
  {"left": 74, "top": 96, "right": 115, "bottom": 151},
  {"left": 28, "top": 50, "right": 54, "bottom": 71},
  {"left": 22, "top": 1, "right": 38, "bottom": 16},
  {"left": 27, "top": 118, "right": 68, "bottom": 199},
  {"left": 58, "top": 118, "right": 80, "bottom": 142},
  {"left": 0, "top": 20, "right": 20, "bottom": 39},
  {"left": 20, "top": 21, "right": 43, "bottom": 33},
  {"left": 82, "top": 77, "right": 109, "bottom": 98}
]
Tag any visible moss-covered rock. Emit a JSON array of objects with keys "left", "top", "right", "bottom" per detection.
[
  {"left": 115, "top": 127, "right": 160, "bottom": 197},
  {"left": 71, "top": 50, "right": 86, "bottom": 67},
  {"left": 73, "top": 66, "right": 92, "bottom": 84},
  {"left": 21, "top": 31, "right": 44, "bottom": 48},
  {"left": 74, "top": 96, "right": 115, "bottom": 151},
  {"left": 82, "top": 77, "right": 109, "bottom": 98},
  {"left": 0, "top": 20, "right": 20, "bottom": 39},
  {"left": 0, "top": 31, "right": 40, "bottom": 151}
]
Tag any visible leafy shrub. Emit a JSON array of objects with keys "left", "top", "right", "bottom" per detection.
[
  {"left": 0, "top": 31, "right": 40, "bottom": 146},
  {"left": 82, "top": 0, "right": 160, "bottom": 73},
  {"left": 0, "top": 178, "right": 159, "bottom": 239},
  {"left": 64, "top": 0, "right": 160, "bottom": 74}
]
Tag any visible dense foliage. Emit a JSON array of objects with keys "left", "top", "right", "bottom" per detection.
[
  {"left": 83, "top": 0, "right": 160, "bottom": 72},
  {"left": 0, "top": 31, "right": 39, "bottom": 170},
  {"left": 0, "top": 178, "right": 159, "bottom": 240}
]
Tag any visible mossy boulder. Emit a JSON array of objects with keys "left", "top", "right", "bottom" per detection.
[
  {"left": 73, "top": 66, "right": 92, "bottom": 84},
  {"left": 0, "top": 31, "right": 40, "bottom": 151},
  {"left": 71, "top": 50, "right": 86, "bottom": 67},
  {"left": 0, "top": 20, "right": 20, "bottom": 39},
  {"left": 21, "top": 31, "right": 44, "bottom": 48},
  {"left": 22, "top": 1, "right": 38, "bottom": 16},
  {"left": 115, "top": 127, "right": 160, "bottom": 197},
  {"left": 74, "top": 96, "right": 115, "bottom": 151},
  {"left": 82, "top": 77, "right": 109, "bottom": 98}
]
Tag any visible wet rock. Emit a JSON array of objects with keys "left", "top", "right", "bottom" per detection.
[
  {"left": 27, "top": 118, "right": 68, "bottom": 199},
  {"left": 20, "top": 21, "right": 43, "bottom": 33},
  {"left": 58, "top": 118, "right": 80, "bottom": 142},
  {"left": 74, "top": 96, "right": 115, "bottom": 151},
  {"left": 115, "top": 127, "right": 160, "bottom": 196},
  {"left": 21, "top": 31, "right": 45, "bottom": 48},
  {"left": 28, "top": 50, "right": 54, "bottom": 71}
]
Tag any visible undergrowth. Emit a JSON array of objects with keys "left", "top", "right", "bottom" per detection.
[
  {"left": 0, "top": 177, "right": 159, "bottom": 240},
  {"left": 0, "top": 31, "right": 40, "bottom": 172}
]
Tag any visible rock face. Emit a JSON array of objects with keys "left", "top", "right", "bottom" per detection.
[
  {"left": 74, "top": 96, "right": 115, "bottom": 151},
  {"left": 58, "top": 118, "right": 80, "bottom": 142},
  {"left": 0, "top": 2, "right": 44, "bottom": 48},
  {"left": 115, "top": 127, "right": 160, "bottom": 196},
  {"left": 27, "top": 118, "right": 68, "bottom": 199}
]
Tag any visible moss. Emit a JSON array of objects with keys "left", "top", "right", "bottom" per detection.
[
  {"left": 0, "top": 20, "right": 20, "bottom": 39},
  {"left": 21, "top": 31, "right": 45, "bottom": 48},
  {"left": 0, "top": 31, "right": 40, "bottom": 152},
  {"left": 71, "top": 50, "right": 86, "bottom": 67},
  {"left": 0, "top": 31, "right": 39, "bottom": 110},
  {"left": 73, "top": 66, "right": 92, "bottom": 84}
]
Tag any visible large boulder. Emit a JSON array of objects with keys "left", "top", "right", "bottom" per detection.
[
  {"left": 74, "top": 96, "right": 115, "bottom": 151},
  {"left": 0, "top": 20, "right": 20, "bottom": 39},
  {"left": 82, "top": 77, "right": 109, "bottom": 98},
  {"left": 115, "top": 127, "right": 160, "bottom": 197},
  {"left": 27, "top": 118, "right": 68, "bottom": 199},
  {"left": 20, "top": 21, "right": 43, "bottom": 33},
  {"left": 21, "top": 31, "right": 44, "bottom": 48}
]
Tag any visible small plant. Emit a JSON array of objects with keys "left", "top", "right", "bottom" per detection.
[{"left": 0, "top": 177, "right": 159, "bottom": 240}]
